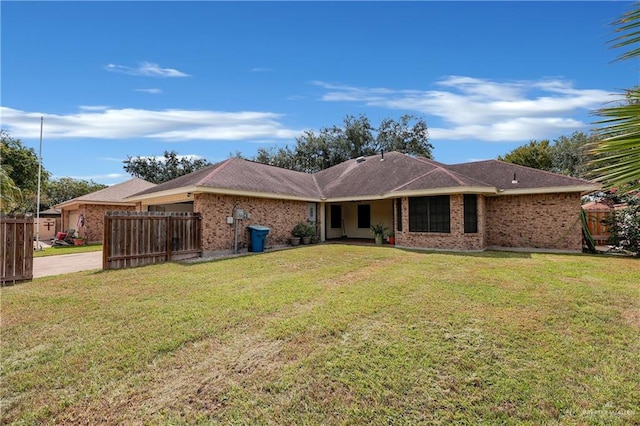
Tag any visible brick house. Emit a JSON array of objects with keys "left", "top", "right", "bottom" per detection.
[
  {"left": 127, "top": 152, "right": 597, "bottom": 255},
  {"left": 55, "top": 178, "right": 156, "bottom": 243}
]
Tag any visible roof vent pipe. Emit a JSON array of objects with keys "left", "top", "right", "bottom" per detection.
[
  {"left": 511, "top": 173, "right": 519, "bottom": 184},
  {"left": 356, "top": 156, "right": 366, "bottom": 163},
  {"left": 380, "top": 150, "right": 384, "bottom": 161}
]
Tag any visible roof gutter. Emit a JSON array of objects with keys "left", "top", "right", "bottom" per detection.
[
  {"left": 54, "top": 200, "right": 139, "bottom": 209},
  {"left": 322, "top": 186, "right": 498, "bottom": 203},
  {"left": 126, "top": 186, "right": 321, "bottom": 203},
  {"left": 495, "top": 185, "right": 600, "bottom": 196}
]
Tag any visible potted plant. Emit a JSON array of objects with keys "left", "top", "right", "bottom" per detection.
[
  {"left": 370, "top": 223, "right": 388, "bottom": 245},
  {"left": 292, "top": 222, "right": 308, "bottom": 245},
  {"left": 306, "top": 223, "right": 318, "bottom": 244},
  {"left": 388, "top": 231, "right": 396, "bottom": 245},
  {"left": 73, "top": 234, "right": 85, "bottom": 246}
]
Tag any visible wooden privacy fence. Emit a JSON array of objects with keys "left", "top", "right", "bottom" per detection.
[
  {"left": 1, "top": 215, "right": 34, "bottom": 285},
  {"left": 584, "top": 209, "right": 612, "bottom": 246},
  {"left": 103, "top": 212, "right": 202, "bottom": 270}
]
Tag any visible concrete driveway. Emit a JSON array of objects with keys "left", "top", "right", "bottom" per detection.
[{"left": 33, "top": 251, "right": 103, "bottom": 278}]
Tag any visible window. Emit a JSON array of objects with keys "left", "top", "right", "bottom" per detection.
[
  {"left": 330, "top": 205, "right": 342, "bottom": 229},
  {"left": 409, "top": 196, "right": 450, "bottom": 233},
  {"left": 357, "top": 204, "right": 371, "bottom": 229},
  {"left": 464, "top": 194, "right": 478, "bottom": 233},
  {"left": 396, "top": 198, "right": 403, "bottom": 232}
]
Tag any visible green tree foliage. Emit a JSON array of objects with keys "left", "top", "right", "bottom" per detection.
[
  {"left": 498, "top": 131, "right": 599, "bottom": 179},
  {"left": 591, "top": 4, "right": 640, "bottom": 192},
  {"left": 45, "top": 177, "right": 107, "bottom": 207},
  {"left": 0, "top": 165, "right": 23, "bottom": 213},
  {"left": 254, "top": 114, "right": 432, "bottom": 173},
  {"left": 1, "top": 130, "right": 49, "bottom": 194},
  {"left": 550, "top": 131, "right": 599, "bottom": 178},
  {"left": 498, "top": 140, "right": 554, "bottom": 171},
  {"left": 123, "top": 150, "right": 211, "bottom": 184},
  {"left": 1, "top": 130, "right": 50, "bottom": 213}
]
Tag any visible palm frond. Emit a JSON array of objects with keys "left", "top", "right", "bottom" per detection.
[{"left": 611, "top": 6, "right": 640, "bottom": 61}]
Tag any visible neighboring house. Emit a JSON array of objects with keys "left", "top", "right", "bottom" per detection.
[
  {"left": 126, "top": 152, "right": 598, "bottom": 254},
  {"left": 55, "top": 178, "right": 156, "bottom": 243},
  {"left": 36, "top": 208, "right": 61, "bottom": 242}
]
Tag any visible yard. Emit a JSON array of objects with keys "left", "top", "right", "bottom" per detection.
[{"left": 1, "top": 245, "right": 639, "bottom": 424}]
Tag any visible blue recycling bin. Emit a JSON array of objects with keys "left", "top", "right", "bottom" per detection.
[{"left": 247, "top": 225, "right": 270, "bottom": 252}]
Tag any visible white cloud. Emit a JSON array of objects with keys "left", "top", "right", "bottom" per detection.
[
  {"left": 313, "top": 76, "right": 617, "bottom": 142},
  {"left": 0, "top": 106, "right": 302, "bottom": 141},
  {"left": 79, "top": 105, "right": 109, "bottom": 111},
  {"left": 98, "top": 157, "right": 126, "bottom": 162},
  {"left": 134, "top": 88, "right": 162, "bottom": 94},
  {"left": 105, "top": 62, "right": 189, "bottom": 78},
  {"left": 250, "top": 67, "right": 272, "bottom": 72},
  {"left": 61, "top": 173, "right": 125, "bottom": 181}
]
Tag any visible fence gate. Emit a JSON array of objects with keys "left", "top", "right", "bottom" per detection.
[
  {"left": 1, "top": 215, "right": 34, "bottom": 285},
  {"left": 103, "top": 211, "right": 202, "bottom": 270},
  {"left": 585, "top": 209, "right": 612, "bottom": 246}
]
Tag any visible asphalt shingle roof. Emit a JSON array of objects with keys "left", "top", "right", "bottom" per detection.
[
  {"left": 56, "top": 178, "right": 156, "bottom": 207},
  {"left": 447, "top": 160, "right": 594, "bottom": 190},
  {"left": 129, "top": 152, "right": 597, "bottom": 202},
  {"left": 133, "top": 158, "right": 321, "bottom": 199}
]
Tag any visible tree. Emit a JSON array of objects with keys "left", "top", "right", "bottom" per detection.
[
  {"left": 377, "top": 114, "right": 431, "bottom": 157},
  {"left": 0, "top": 164, "right": 22, "bottom": 213},
  {"left": 550, "top": 131, "right": 599, "bottom": 178},
  {"left": 123, "top": 150, "right": 211, "bottom": 184},
  {"left": 1, "top": 130, "right": 49, "bottom": 194},
  {"left": 1, "top": 130, "right": 50, "bottom": 213},
  {"left": 591, "top": 5, "right": 640, "bottom": 193},
  {"left": 254, "top": 114, "right": 432, "bottom": 173},
  {"left": 497, "top": 139, "right": 554, "bottom": 171},
  {"left": 497, "top": 131, "right": 600, "bottom": 179},
  {"left": 45, "top": 177, "right": 107, "bottom": 207}
]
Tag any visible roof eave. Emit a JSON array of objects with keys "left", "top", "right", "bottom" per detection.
[
  {"left": 55, "top": 200, "right": 138, "bottom": 209},
  {"left": 496, "top": 185, "right": 600, "bottom": 196},
  {"left": 322, "top": 186, "right": 498, "bottom": 202},
  {"left": 128, "top": 186, "right": 321, "bottom": 203}
]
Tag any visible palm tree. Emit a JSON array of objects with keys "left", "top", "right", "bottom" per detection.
[
  {"left": 0, "top": 164, "right": 22, "bottom": 213},
  {"left": 591, "top": 4, "right": 640, "bottom": 192}
]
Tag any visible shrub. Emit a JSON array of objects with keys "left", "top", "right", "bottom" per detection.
[
  {"left": 608, "top": 195, "right": 640, "bottom": 255},
  {"left": 292, "top": 222, "right": 316, "bottom": 238}
]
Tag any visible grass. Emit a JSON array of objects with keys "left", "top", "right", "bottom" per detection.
[
  {"left": 1, "top": 245, "right": 639, "bottom": 424},
  {"left": 33, "top": 243, "right": 103, "bottom": 258}
]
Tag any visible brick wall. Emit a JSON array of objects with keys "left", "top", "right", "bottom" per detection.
[
  {"left": 194, "top": 193, "right": 310, "bottom": 253},
  {"left": 81, "top": 204, "right": 137, "bottom": 243},
  {"left": 485, "top": 192, "right": 582, "bottom": 251},
  {"left": 394, "top": 194, "right": 486, "bottom": 251}
]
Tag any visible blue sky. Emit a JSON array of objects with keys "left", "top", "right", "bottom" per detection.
[{"left": 1, "top": 1, "right": 636, "bottom": 185}]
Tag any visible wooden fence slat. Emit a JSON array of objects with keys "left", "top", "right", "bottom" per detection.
[
  {"left": 1, "top": 215, "right": 34, "bottom": 285},
  {"left": 103, "top": 212, "right": 202, "bottom": 270}
]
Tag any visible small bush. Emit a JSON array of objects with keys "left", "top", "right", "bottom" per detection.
[
  {"left": 292, "top": 222, "right": 316, "bottom": 238},
  {"left": 608, "top": 195, "right": 640, "bottom": 255}
]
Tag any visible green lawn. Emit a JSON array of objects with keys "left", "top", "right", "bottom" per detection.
[
  {"left": 2, "top": 245, "right": 639, "bottom": 424},
  {"left": 33, "top": 243, "right": 103, "bottom": 258}
]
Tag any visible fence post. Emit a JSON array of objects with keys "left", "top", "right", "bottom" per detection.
[{"left": 103, "top": 214, "right": 110, "bottom": 270}]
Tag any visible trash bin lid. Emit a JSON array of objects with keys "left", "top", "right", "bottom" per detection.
[{"left": 248, "top": 225, "right": 270, "bottom": 231}]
